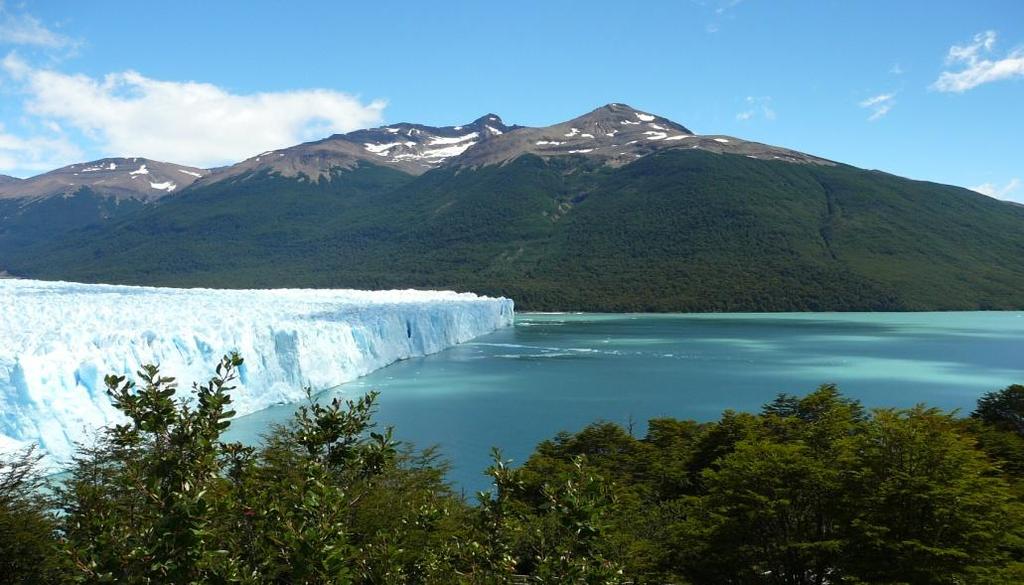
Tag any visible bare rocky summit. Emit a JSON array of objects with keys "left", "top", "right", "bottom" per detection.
[
  {"left": 450, "top": 103, "right": 833, "bottom": 169},
  {"left": 0, "top": 158, "right": 209, "bottom": 203},
  {"left": 194, "top": 114, "right": 516, "bottom": 186}
]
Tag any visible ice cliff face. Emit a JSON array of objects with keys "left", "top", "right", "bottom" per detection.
[{"left": 0, "top": 279, "right": 514, "bottom": 461}]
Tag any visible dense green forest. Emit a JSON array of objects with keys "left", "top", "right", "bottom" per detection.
[
  {"left": 3, "top": 355, "right": 1024, "bottom": 584},
  {"left": 7, "top": 150, "right": 1024, "bottom": 311}
]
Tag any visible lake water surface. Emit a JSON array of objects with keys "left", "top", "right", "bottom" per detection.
[{"left": 226, "top": 312, "right": 1024, "bottom": 493}]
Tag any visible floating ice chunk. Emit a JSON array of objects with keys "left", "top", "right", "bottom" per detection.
[{"left": 0, "top": 280, "right": 514, "bottom": 463}]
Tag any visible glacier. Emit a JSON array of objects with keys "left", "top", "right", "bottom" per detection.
[{"left": 0, "top": 279, "right": 514, "bottom": 462}]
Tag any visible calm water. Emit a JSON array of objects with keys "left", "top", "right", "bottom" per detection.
[{"left": 226, "top": 312, "right": 1024, "bottom": 493}]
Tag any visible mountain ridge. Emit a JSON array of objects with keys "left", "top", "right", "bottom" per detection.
[
  {"left": 0, "top": 157, "right": 209, "bottom": 203},
  {"left": 2, "top": 104, "right": 1023, "bottom": 312}
]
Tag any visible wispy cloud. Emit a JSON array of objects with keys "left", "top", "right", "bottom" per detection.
[
  {"left": 889, "top": 63, "right": 904, "bottom": 75},
  {"left": 970, "top": 178, "right": 1022, "bottom": 202},
  {"left": 696, "top": 0, "right": 744, "bottom": 33},
  {"left": 858, "top": 93, "right": 896, "bottom": 121},
  {"left": 0, "top": 4, "right": 76, "bottom": 49},
  {"left": 932, "top": 31, "right": 1024, "bottom": 93},
  {"left": 1, "top": 54, "right": 387, "bottom": 170},
  {"left": 735, "top": 96, "right": 776, "bottom": 121},
  {"left": 0, "top": 122, "right": 81, "bottom": 173},
  {"left": 714, "top": 0, "right": 744, "bottom": 15}
]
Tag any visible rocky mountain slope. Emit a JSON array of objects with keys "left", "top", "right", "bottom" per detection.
[
  {"left": 452, "top": 103, "right": 831, "bottom": 169},
  {"left": 193, "top": 114, "right": 514, "bottom": 186},
  {"left": 0, "top": 158, "right": 208, "bottom": 202}
]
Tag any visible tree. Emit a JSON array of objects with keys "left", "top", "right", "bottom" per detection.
[
  {"left": 60, "top": 353, "right": 243, "bottom": 583},
  {"left": 0, "top": 446, "right": 68, "bottom": 584},
  {"left": 840, "top": 406, "right": 1024, "bottom": 583},
  {"left": 973, "top": 384, "right": 1024, "bottom": 436}
]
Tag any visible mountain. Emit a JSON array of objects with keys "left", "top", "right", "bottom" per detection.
[
  {"left": 194, "top": 114, "right": 514, "bottom": 186},
  {"left": 4, "top": 104, "right": 1024, "bottom": 312},
  {"left": 0, "top": 157, "right": 208, "bottom": 202},
  {"left": 454, "top": 103, "right": 830, "bottom": 169},
  {"left": 0, "top": 175, "right": 20, "bottom": 186},
  {"left": 0, "top": 158, "right": 208, "bottom": 261}
]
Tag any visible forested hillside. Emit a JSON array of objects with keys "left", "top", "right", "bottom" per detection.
[{"left": 9, "top": 149, "right": 1024, "bottom": 311}]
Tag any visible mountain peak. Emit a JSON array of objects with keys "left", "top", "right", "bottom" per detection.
[
  {"left": 449, "top": 103, "right": 833, "bottom": 170},
  {"left": 570, "top": 103, "right": 689, "bottom": 133},
  {"left": 471, "top": 113, "right": 505, "bottom": 126}
]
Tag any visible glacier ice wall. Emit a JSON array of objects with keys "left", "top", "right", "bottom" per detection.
[{"left": 0, "top": 279, "right": 514, "bottom": 461}]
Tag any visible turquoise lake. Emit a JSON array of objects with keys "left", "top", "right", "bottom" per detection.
[{"left": 225, "top": 312, "right": 1024, "bottom": 493}]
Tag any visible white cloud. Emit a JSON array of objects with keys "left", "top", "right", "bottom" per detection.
[
  {"left": 1, "top": 55, "right": 386, "bottom": 168},
  {"left": 932, "top": 30, "right": 1024, "bottom": 93},
  {"left": 858, "top": 93, "right": 895, "bottom": 121},
  {"left": 0, "top": 5, "right": 75, "bottom": 49},
  {"left": 735, "top": 96, "right": 775, "bottom": 121},
  {"left": 889, "top": 63, "right": 904, "bottom": 75},
  {"left": 970, "top": 178, "right": 1022, "bottom": 202},
  {"left": 0, "top": 122, "right": 81, "bottom": 173}
]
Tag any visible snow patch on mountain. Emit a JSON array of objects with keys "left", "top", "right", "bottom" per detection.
[
  {"left": 428, "top": 133, "right": 479, "bottom": 145},
  {"left": 148, "top": 181, "right": 176, "bottom": 192}
]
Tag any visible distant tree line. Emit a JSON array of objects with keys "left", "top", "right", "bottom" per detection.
[{"left": 3, "top": 354, "right": 1024, "bottom": 583}]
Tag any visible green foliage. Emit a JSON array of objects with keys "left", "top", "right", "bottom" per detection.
[
  {"left": 9, "top": 151, "right": 1024, "bottom": 311},
  {"left": 974, "top": 384, "right": 1024, "bottom": 436},
  {"left": 9, "top": 356, "right": 1024, "bottom": 583},
  {"left": 60, "top": 353, "right": 243, "bottom": 582},
  {"left": 0, "top": 446, "right": 69, "bottom": 584}
]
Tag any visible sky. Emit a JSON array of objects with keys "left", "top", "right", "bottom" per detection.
[{"left": 0, "top": 0, "right": 1021, "bottom": 201}]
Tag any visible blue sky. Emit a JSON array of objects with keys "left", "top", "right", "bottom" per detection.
[{"left": 0, "top": 0, "right": 1022, "bottom": 201}]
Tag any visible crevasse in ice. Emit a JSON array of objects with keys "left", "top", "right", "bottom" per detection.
[{"left": 0, "top": 279, "right": 514, "bottom": 461}]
